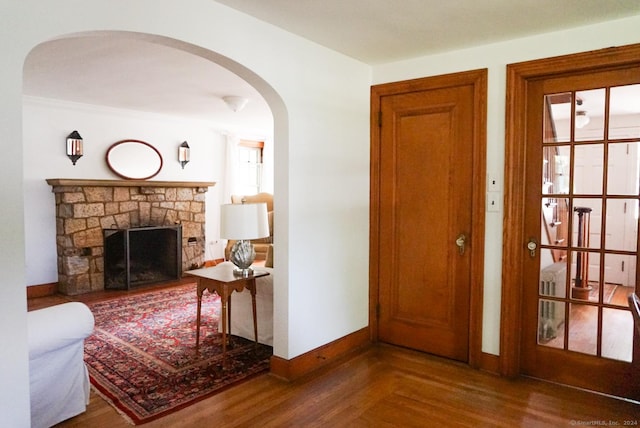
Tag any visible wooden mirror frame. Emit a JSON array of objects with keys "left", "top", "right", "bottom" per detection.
[{"left": 106, "top": 139, "right": 163, "bottom": 180}]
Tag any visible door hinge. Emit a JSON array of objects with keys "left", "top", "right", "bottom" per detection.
[{"left": 622, "top": 260, "right": 625, "bottom": 272}]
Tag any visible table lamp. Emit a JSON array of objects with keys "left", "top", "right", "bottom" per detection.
[{"left": 220, "top": 202, "right": 269, "bottom": 276}]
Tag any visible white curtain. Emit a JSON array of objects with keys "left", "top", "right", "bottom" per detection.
[
  {"left": 212, "top": 133, "right": 241, "bottom": 261},
  {"left": 261, "top": 135, "right": 274, "bottom": 194},
  {"left": 223, "top": 133, "right": 240, "bottom": 204}
]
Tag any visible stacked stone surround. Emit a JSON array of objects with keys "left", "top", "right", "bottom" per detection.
[{"left": 46, "top": 179, "right": 215, "bottom": 295}]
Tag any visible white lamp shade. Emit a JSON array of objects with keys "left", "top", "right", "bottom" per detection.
[{"left": 220, "top": 202, "right": 269, "bottom": 240}]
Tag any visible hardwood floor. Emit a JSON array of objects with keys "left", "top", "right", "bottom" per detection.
[
  {"left": 28, "top": 285, "right": 638, "bottom": 427},
  {"left": 52, "top": 343, "right": 639, "bottom": 427},
  {"left": 27, "top": 278, "right": 197, "bottom": 311}
]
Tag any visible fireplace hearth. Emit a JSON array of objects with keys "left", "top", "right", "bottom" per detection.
[{"left": 104, "top": 225, "right": 182, "bottom": 289}]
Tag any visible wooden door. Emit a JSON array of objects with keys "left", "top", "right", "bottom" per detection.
[
  {"left": 502, "top": 45, "right": 640, "bottom": 400},
  {"left": 370, "top": 70, "right": 486, "bottom": 364}
]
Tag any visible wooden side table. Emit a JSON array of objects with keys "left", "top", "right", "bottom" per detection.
[{"left": 185, "top": 264, "right": 269, "bottom": 359}]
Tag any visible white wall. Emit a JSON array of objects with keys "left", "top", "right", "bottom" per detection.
[
  {"left": 23, "top": 96, "right": 228, "bottom": 286},
  {"left": 1, "top": 1, "right": 371, "bottom": 425},
  {"left": 372, "top": 14, "right": 640, "bottom": 355}
]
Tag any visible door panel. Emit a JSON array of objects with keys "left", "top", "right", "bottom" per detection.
[
  {"left": 520, "top": 67, "right": 640, "bottom": 399},
  {"left": 375, "top": 79, "right": 477, "bottom": 362}
]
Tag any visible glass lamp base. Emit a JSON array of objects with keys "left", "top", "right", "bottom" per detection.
[
  {"left": 233, "top": 267, "right": 254, "bottom": 277},
  {"left": 229, "top": 240, "right": 256, "bottom": 276}
]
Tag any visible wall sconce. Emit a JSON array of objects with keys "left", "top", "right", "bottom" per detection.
[
  {"left": 178, "top": 141, "right": 190, "bottom": 169},
  {"left": 66, "top": 130, "right": 83, "bottom": 165}
]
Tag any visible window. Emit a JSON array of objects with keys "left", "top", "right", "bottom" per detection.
[{"left": 237, "top": 140, "right": 264, "bottom": 195}]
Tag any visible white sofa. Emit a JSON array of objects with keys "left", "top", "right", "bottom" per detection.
[
  {"left": 217, "top": 262, "right": 273, "bottom": 346},
  {"left": 27, "top": 302, "right": 95, "bottom": 428}
]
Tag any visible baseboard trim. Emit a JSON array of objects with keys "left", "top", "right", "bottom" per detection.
[
  {"left": 270, "top": 327, "right": 371, "bottom": 381},
  {"left": 480, "top": 351, "right": 500, "bottom": 374},
  {"left": 26, "top": 282, "right": 58, "bottom": 299}
]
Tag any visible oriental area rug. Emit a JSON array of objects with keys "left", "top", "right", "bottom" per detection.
[{"left": 84, "top": 283, "right": 273, "bottom": 425}]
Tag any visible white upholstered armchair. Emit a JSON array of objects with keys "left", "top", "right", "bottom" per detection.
[{"left": 27, "top": 302, "right": 94, "bottom": 428}]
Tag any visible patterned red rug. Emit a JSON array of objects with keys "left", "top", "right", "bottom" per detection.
[{"left": 84, "top": 283, "right": 273, "bottom": 425}]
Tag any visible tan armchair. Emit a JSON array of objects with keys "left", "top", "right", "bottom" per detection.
[{"left": 224, "top": 193, "right": 273, "bottom": 265}]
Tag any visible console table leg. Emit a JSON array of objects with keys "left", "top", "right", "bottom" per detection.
[
  {"left": 250, "top": 279, "right": 258, "bottom": 347},
  {"left": 221, "top": 294, "right": 228, "bottom": 359},
  {"left": 227, "top": 295, "right": 232, "bottom": 337},
  {"left": 196, "top": 288, "right": 203, "bottom": 350}
]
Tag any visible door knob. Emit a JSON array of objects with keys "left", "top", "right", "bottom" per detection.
[
  {"left": 527, "top": 238, "right": 538, "bottom": 258},
  {"left": 455, "top": 234, "right": 466, "bottom": 255}
]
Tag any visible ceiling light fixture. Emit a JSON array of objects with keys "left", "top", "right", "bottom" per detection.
[
  {"left": 222, "top": 96, "right": 249, "bottom": 112},
  {"left": 575, "top": 110, "right": 590, "bottom": 129}
]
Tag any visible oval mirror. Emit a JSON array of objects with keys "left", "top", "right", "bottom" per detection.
[{"left": 106, "top": 139, "right": 163, "bottom": 180}]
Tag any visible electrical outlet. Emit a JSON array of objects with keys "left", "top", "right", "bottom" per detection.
[
  {"left": 487, "top": 192, "right": 501, "bottom": 212},
  {"left": 487, "top": 173, "right": 500, "bottom": 192}
]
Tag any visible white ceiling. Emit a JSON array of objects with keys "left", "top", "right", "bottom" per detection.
[
  {"left": 22, "top": 1, "right": 640, "bottom": 135},
  {"left": 23, "top": 36, "right": 275, "bottom": 137},
  {"left": 214, "top": 0, "right": 640, "bottom": 64}
]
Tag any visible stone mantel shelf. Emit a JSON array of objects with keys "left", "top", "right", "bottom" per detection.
[{"left": 46, "top": 178, "right": 216, "bottom": 188}]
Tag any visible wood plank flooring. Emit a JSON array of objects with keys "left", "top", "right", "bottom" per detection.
[
  {"left": 28, "top": 285, "right": 638, "bottom": 428},
  {"left": 54, "top": 343, "right": 639, "bottom": 427}
]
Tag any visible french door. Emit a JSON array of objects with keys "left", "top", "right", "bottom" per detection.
[{"left": 504, "top": 46, "right": 640, "bottom": 400}]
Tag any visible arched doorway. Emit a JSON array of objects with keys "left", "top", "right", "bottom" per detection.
[{"left": 21, "top": 30, "right": 286, "bottom": 345}]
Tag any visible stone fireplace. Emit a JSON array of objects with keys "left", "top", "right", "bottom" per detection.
[{"left": 46, "top": 179, "right": 215, "bottom": 295}]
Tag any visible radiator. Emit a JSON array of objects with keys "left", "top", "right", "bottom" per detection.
[{"left": 538, "top": 262, "right": 566, "bottom": 341}]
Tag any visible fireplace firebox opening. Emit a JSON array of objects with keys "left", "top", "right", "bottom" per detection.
[{"left": 104, "top": 225, "right": 182, "bottom": 290}]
